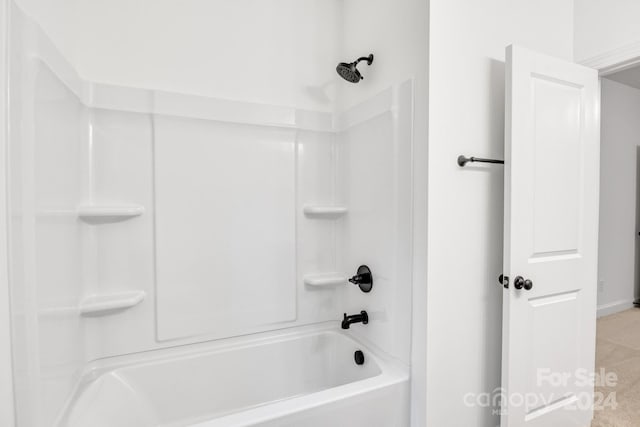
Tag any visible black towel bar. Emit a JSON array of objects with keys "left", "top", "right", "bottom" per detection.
[{"left": 457, "top": 155, "right": 504, "bottom": 167}]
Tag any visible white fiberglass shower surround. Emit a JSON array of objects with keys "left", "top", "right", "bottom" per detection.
[{"left": 1, "top": 1, "right": 428, "bottom": 426}]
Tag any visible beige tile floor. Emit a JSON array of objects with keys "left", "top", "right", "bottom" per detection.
[{"left": 591, "top": 308, "right": 640, "bottom": 427}]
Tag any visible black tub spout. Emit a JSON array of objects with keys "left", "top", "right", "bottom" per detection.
[{"left": 341, "top": 311, "right": 369, "bottom": 329}]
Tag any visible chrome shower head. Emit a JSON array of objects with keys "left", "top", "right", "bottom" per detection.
[{"left": 336, "top": 54, "right": 374, "bottom": 83}]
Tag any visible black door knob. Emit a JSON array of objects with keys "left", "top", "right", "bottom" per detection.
[
  {"left": 498, "top": 274, "right": 509, "bottom": 288},
  {"left": 514, "top": 276, "right": 524, "bottom": 290},
  {"left": 514, "top": 276, "right": 533, "bottom": 291}
]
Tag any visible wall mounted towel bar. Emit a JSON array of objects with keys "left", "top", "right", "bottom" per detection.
[{"left": 457, "top": 155, "right": 504, "bottom": 167}]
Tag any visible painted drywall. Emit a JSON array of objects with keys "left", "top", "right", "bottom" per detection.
[
  {"left": 597, "top": 78, "right": 640, "bottom": 316},
  {"left": 0, "top": 0, "right": 16, "bottom": 424},
  {"left": 13, "top": 0, "right": 76, "bottom": 57},
  {"left": 427, "top": 1, "right": 574, "bottom": 426},
  {"left": 606, "top": 67, "right": 640, "bottom": 90},
  {"left": 574, "top": 0, "right": 640, "bottom": 63},
  {"left": 74, "top": 0, "right": 343, "bottom": 112},
  {"left": 15, "top": 0, "right": 342, "bottom": 112},
  {"left": 16, "top": 0, "right": 430, "bottom": 115},
  {"left": 339, "top": 0, "right": 428, "bottom": 111}
]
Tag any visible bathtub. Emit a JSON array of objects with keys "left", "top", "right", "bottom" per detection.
[{"left": 58, "top": 324, "right": 410, "bottom": 427}]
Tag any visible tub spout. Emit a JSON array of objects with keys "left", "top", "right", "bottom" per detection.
[{"left": 341, "top": 311, "right": 369, "bottom": 329}]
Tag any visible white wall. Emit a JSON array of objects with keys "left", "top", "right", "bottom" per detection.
[
  {"left": 574, "top": 0, "right": 640, "bottom": 63},
  {"left": 16, "top": 0, "right": 432, "bottom": 115},
  {"left": 426, "top": 1, "right": 574, "bottom": 426},
  {"left": 75, "top": 0, "right": 342, "bottom": 112},
  {"left": 0, "top": 0, "right": 16, "bottom": 424},
  {"left": 13, "top": 0, "right": 76, "bottom": 61},
  {"left": 16, "top": 0, "right": 343, "bottom": 112},
  {"left": 597, "top": 78, "right": 640, "bottom": 316},
  {"left": 339, "top": 0, "right": 427, "bottom": 111}
]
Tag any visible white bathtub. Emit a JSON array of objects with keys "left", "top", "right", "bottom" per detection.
[{"left": 58, "top": 324, "right": 410, "bottom": 427}]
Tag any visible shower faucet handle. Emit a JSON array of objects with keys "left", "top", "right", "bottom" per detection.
[{"left": 349, "top": 265, "right": 373, "bottom": 293}]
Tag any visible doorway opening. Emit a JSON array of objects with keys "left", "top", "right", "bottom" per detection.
[{"left": 593, "top": 66, "right": 640, "bottom": 426}]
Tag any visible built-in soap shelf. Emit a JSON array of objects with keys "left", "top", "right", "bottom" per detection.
[
  {"left": 77, "top": 204, "right": 145, "bottom": 221},
  {"left": 304, "top": 274, "right": 348, "bottom": 287},
  {"left": 79, "top": 291, "right": 146, "bottom": 316},
  {"left": 303, "top": 206, "right": 348, "bottom": 219}
]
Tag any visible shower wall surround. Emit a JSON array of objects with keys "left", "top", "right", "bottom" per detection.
[{"left": 7, "top": 3, "right": 416, "bottom": 426}]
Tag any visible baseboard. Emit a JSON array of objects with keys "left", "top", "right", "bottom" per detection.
[{"left": 597, "top": 300, "right": 636, "bottom": 318}]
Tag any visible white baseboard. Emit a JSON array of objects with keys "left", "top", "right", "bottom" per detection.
[{"left": 597, "top": 299, "right": 636, "bottom": 318}]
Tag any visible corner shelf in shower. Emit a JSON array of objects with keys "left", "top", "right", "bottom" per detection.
[
  {"left": 77, "top": 204, "right": 145, "bottom": 221},
  {"left": 79, "top": 291, "right": 146, "bottom": 316},
  {"left": 303, "top": 206, "right": 348, "bottom": 218},
  {"left": 304, "top": 274, "right": 348, "bottom": 287}
]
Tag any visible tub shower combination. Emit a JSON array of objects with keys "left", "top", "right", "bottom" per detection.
[{"left": 6, "top": 2, "right": 416, "bottom": 426}]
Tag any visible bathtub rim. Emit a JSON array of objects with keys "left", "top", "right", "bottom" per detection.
[
  {"left": 55, "top": 321, "right": 410, "bottom": 427},
  {"left": 189, "top": 363, "right": 409, "bottom": 427}
]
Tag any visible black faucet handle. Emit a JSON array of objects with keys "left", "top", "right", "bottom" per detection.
[
  {"left": 349, "top": 265, "right": 373, "bottom": 293},
  {"left": 348, "top": 275, "right": 362, "bottom": 284}
]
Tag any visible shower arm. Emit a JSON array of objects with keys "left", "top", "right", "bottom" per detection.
[{"left": 353, "top": 55, "right": 374, "bottom": 66}]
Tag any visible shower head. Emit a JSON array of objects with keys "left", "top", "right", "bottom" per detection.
[{"left": 336, "top": 54, "right": 374, "bottom": 83}]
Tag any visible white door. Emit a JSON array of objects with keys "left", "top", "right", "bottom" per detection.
[{"left": 502, "top": 45, "right": 599, "bottom": 427}]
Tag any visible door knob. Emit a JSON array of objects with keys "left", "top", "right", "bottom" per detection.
[
  {"left": 514, "top": 276, "right": 524, "bottom": 290},
  {"left": 514, "top": 276, "right": 533, "bottom": 291},
  {"left": 498, "top": 274, "right": 509, "bottom": 288}
]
